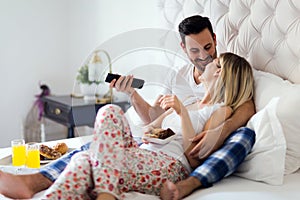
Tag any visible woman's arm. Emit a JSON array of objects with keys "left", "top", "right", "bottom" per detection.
[
  {"left": 185, "top": 106, "right": 233, "bottom": 169},
  {"left": 179, "top": 104, "right": 199, "bottom": 150},
  {"left": 159, "top": 95, "right": 196, "bottom": 149}
]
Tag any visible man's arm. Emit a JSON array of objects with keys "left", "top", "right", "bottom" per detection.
[
  {"left": 130, "top": 91, "right": 165, "bottom": 124},
  {"left": 110, "top": 75, "right": 165, "bottom": 124},
  {"left": 185, "top": 105, "right": 233, "bottom": 168},
  {"left": 188, "top": 99, "right": 255, "bottom": 159}
]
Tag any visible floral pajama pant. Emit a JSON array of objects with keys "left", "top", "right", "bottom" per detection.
[{"left": 43, "top": 104, "right": 188, "bottom": 200}]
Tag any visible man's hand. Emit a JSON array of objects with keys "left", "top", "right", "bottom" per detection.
[
  {"left": 109, "top": 75, "right": 135, "bottom": 96},
  {"left": 188, "top": 127, "right": 224, "bottom": 160}
]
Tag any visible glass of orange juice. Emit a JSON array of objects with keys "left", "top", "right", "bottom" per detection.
[
  {"left": 11, "top": 139, "right": 26, "bottom": 167},
  {"left": 26, "top": 142, "right": 40, "bottom": 168}
]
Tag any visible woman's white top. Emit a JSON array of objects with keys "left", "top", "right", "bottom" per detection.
[{"left": 140, "top": 103, "right": 223, "bottom": 172}]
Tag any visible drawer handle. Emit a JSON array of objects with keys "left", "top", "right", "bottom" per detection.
[{"left": 54, "top": 108, "right": 61, "bottom": 115}]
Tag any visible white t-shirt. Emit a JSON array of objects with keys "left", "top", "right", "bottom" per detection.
[
  {"left": 140, "top": 103, "right": 222, "bottom": 172},
  {"left": 162, "top": 64, "right": 206, "bottom": 105}
]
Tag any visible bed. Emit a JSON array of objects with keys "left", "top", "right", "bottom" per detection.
[
  {"left": 124, "top": 0, "right": 300, "bottom": 199},
  {"left": 1, "top": 0, "right": 300, "bottom": 199}
]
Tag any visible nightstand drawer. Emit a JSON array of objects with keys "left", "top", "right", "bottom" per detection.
[{"left": 44, "top": 102, "right": 71, "bottom": 125}]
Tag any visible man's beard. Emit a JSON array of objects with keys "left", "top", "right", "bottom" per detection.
[{"left": 193, "top": 55, "right": 213, "bottom": 73}]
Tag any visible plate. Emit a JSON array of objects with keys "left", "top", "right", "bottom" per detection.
[
  {"left": 40, "top": 159, "right": 52, "bottom": 164},
  {"left": 142, "top": 135, "right": 176, "bottom": 144},
  {"left": 40, "top": 148, "right": 75, "bottom": 165}
]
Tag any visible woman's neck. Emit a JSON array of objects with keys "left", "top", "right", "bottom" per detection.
[{"left": 199, "top": 81, "right": 215, "bottom": 106}]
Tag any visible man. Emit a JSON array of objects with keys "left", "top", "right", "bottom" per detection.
[{"left": 0, "top": 15, "right": 255, "bottom": 199}]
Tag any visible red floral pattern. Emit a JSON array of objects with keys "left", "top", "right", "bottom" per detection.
[{"left": 43, "top": 104, "right": 188, "bottom": 199}]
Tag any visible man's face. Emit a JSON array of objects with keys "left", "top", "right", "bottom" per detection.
[{"left": 181, "top": 28, "right": 217, "bottom": 73}]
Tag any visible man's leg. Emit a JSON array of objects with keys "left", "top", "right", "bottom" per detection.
[
  {"left": 0, "top": 142, "right": 90, "bottom": 199},
  {"left": 0, "top": 171, "right": 52, "bottom": 199},
  {"left": 40, "top": 142, "right": 90, "bottom": 182},
  {"left": 161, "top": 127, "right": 255, "bottom": 200}
]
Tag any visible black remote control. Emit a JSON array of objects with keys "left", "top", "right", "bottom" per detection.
[{"left": 105, "top": 73, "right": 145, "bottom": 89}]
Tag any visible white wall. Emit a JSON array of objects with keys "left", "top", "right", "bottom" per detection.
[
  {"left": 0, "top": 0, "right": 70, "bottom": 147},
  {"left": 0, "top": 0, "right": 170, "bottom": 147}
]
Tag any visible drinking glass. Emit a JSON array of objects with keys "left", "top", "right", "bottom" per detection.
[
  {"left": 11, "top": 139, "right": 26, "bottom": 167},
  {"left": 26, "top": 142, "right": 40, "bottom": 168}
]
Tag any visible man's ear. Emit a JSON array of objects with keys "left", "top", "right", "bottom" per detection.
[
  {"left": 180, "top": 42, "right": 187, "bottom": 53},
  {"left": 213, "top": 33, "right": 217, "bottom": 46}
]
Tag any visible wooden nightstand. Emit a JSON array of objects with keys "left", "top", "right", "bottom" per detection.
[{"left": 41, "top": 95, "right": 130, "bottom": 138}]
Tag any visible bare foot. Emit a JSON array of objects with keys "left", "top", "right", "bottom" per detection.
[
  {"left": 160, "top": 177, "right": 202, "bottom": 200},
  {"left": 96, "top": 192, "right": 117, "bottom": 200},
  {"left": 0, "top": 171, "right": 52, "bottom": 199},
  {"left": 160, "top": 180, "right": 179, "bottom": 200}
]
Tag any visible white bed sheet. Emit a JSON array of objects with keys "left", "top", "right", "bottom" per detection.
[{"left": 1, "top": 135, "right": 299, "bottom": 200}]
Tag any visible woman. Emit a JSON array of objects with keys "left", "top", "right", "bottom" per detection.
[{"left": 42, "top": 52, "right": 254, "bottom": 200}]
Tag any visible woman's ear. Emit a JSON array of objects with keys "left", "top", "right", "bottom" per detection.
[{"left": 214, "top": 68, "right": 221, "bottom": 77}]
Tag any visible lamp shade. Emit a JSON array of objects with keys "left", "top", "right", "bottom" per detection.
[{"left": 88, "top": 52, "right": 104, "bottom": 82}]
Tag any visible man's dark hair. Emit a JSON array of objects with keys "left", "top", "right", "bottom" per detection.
[{"left": 178, "top": 15, "right": 214, "bottom": 44}]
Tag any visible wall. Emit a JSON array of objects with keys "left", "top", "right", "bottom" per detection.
[
  {"left": 0, "top": 0, "right": 170, "bottom": 147},
  {"left": 0, "top": 0, "right": 69, "bottom": 147}
]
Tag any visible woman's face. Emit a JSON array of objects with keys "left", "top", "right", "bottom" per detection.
[{"left": 199, "top": 58, "right": 221, "bottom": 84}]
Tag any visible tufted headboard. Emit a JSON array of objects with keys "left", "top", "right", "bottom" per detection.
[
  {"left": 157, "top": 0, "right": 300, "bottom": 176},
  {"left": 159, "top": 0, "right": 300, "bottom": 84}
]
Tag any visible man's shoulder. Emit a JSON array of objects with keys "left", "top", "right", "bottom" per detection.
[
  {"left": 175, "top": 64, "right": 193, "bottom": 79},
  {"left": 177, "top": 63, "right": 193, "bottom": 73}
]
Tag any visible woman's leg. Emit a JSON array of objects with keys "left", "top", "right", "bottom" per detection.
[
  {"left": 90, "top": 104, "right": 189, "bottom": 199},
  {"left": 42, "top": 151, "right": 93, "bottom": 200},
  {"left": 161, "top": 127, "right": 255, "bottom": 200}
]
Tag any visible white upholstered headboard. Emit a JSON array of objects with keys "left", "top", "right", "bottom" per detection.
[
  {"left": 159, "top": 0, "right": 300, "bottom": 84},
  {"left": 156, "top": 0, "right": 300, "bottom": 175}
]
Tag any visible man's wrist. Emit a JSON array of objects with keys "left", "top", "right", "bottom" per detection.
[{"left": 129, "top": 89, "right": 137, "bottom": 99}]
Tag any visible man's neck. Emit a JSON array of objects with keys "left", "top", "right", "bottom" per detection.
[{"left": 193, "top": 66, "right": 202, "bottom": 85}]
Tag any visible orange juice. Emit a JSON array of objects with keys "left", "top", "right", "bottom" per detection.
[
  {"left": 11, "top": 139, "right": 26, "bottom": 166},
  {"left": 26, "top": 149, "right": 40, "bottom": 168},
  {"left": 26, "top": 143, "right": 40, "bottom": 168}
]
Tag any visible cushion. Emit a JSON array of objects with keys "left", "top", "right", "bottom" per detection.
[
  {"left": 235, "top": 97, "right": 286, "bottom": 185},
  {"left": 253, "top": 70, "right": 300, "bottom": 174}
]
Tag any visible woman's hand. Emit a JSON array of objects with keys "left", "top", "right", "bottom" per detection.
[
  {"left": 158, "top": 95, "right": 183, "bottom": 115},
  {"left": 141, "top": 125, "right": 154, "bottom": 144}
]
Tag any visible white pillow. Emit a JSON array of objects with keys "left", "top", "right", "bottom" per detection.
[
  {"left": 235, "top": 97, "right": 286, "bottom": 185},
  {"left": 253, "top": 70, "right": 300, "bottom": 174}
]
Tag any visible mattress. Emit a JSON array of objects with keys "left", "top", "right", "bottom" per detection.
[{"left": 1, "top": 134, "right": 299, "bottom": 199}]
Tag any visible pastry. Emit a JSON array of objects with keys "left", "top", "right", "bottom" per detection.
[
  {"left": 39, "top": 144, "right": 62, "bottom": 160},
  {"left": 53, "top": 142, "right": 68, "bottom": 155},
  {"left": 145, "top": 128, "right": 175, "bottom": 139}
]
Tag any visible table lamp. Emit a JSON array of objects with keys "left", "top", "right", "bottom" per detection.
[{"left": 88, "top": 49, "right": 113, "bottom": 103}]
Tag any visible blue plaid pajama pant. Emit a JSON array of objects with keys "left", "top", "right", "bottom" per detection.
[
  {"left": 40, "top": 127, "right": 255, "bottom": 187},
  {"left": 190, "top": 127, "right": 255, "bottom": 187}
]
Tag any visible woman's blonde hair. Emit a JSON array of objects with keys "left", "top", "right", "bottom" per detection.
[{"left": 210, "top": 52, "right": 254, "bottom": 111}]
